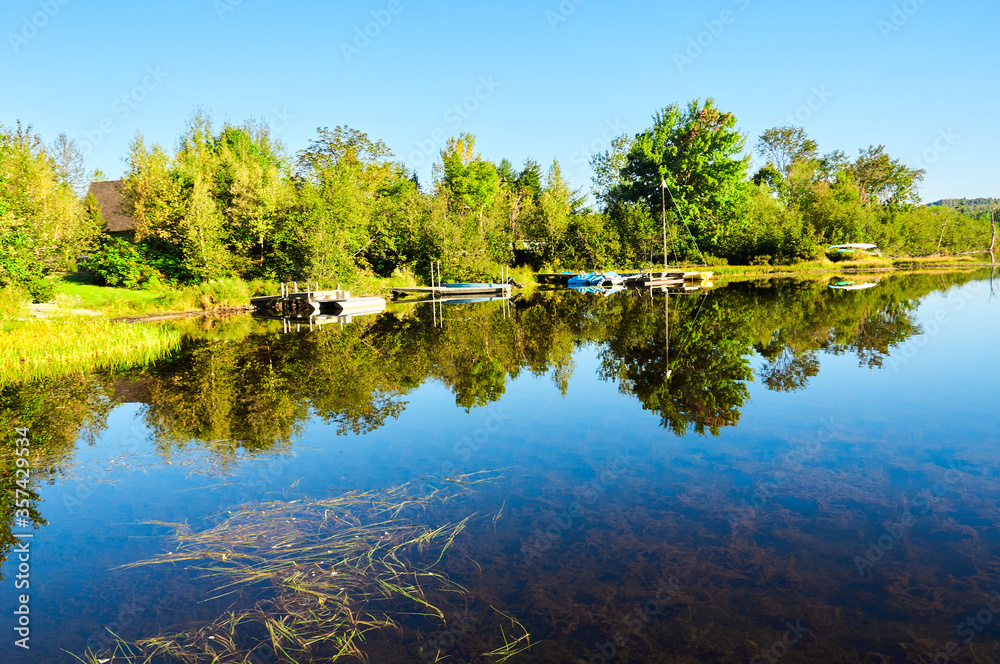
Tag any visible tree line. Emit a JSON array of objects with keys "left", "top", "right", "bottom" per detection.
[{"left": 1, "top": 102, "right": 996, "bottom": 298}]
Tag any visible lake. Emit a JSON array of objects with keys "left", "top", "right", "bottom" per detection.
[{"left": 1, "top": 269, "right": 998, "bottom": 663}]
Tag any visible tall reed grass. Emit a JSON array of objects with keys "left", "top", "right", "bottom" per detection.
[{"left": 0, "top": 320, "right": 183, "bottom": 385}]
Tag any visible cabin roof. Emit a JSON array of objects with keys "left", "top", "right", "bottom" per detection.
[{"left": 87, "top": 179, "right": 136, "bottom": 233}]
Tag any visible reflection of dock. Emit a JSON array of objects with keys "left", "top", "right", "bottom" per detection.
[
  {"left": 254, "top": 305, "right": 387, "bottom": 334},
  {"left": 251, "top": 284, "right": 386, "bottom": 316}
]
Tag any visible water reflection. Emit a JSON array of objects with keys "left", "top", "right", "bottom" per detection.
[{"left": 0, "top": 269, "right": 996, "bottom": 663}]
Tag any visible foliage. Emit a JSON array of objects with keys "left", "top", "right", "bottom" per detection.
[
  {"left": 0, "top": 122, "right": 97, "bottom": 301},
  {"left": 605, "top": 99, "right": 751, "bottom": 259},
  {"left": 89, "top": 235, "right": 160, "bottom": 289}
]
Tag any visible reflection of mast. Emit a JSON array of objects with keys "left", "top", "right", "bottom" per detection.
[{"left": 665, "top": 289, "right": 671, "bottom": 380}]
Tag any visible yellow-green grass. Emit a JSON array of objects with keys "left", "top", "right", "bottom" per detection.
[{"left": 0, "top": 319, "right": 183, "bottom": 385}]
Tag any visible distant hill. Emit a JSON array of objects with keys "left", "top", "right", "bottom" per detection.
[{"left": 928, "top": 198, "right": 998, "bottom": 215}]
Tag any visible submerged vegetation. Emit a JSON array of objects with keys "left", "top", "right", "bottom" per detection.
[{"left": 77, "top": 473, "right": 531, "bottom": 664}]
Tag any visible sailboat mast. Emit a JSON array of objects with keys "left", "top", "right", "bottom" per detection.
[{"left": 661, "top": 179, "right": 668, "bottom": 274}]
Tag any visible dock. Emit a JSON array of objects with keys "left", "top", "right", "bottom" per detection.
[{"left": 251, "top": 283, "right": 386, "bottom": 316}]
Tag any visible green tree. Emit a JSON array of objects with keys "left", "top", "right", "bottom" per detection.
[
  {"left": 755, "top": 125, "right": 818, "bottom": 176},
  {"left": 437, "top": 134, "right": 500, "bottom": 218},
  {"left": 607, "top": 99, "right": 750, "bottom": 257},
  {"left": 0, "top": 122, "right": 94, "bottom": 300}
]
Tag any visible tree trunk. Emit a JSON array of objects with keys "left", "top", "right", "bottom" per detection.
[{"left": 990, "top": 207, "right": 997, "bottom": 256}]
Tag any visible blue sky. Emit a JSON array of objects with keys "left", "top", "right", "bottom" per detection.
[{"left": 2, "top": 0, "right": 997, "bottom": 203}]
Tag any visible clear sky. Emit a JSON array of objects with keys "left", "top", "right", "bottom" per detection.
[{"left": 2, "top": 0, "right": 997, "bottom": 203}]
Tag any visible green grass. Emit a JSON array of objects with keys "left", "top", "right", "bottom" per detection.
[
  {"left": 52, "top": 273, "right": 276, "bottom": 317},
  {"left": 0, "top": 319, "right": 183, "bottom": 385},
  {"left": 55, "top": 273, "right": 170, "bottom": 314}
]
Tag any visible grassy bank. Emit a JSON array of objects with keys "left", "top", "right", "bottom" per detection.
[
  {"left": 14, "top": 254, "right": 1000, "bottom": 319},
  {"left": 0, "top": 319, "right": 183, "bottom": 386}
]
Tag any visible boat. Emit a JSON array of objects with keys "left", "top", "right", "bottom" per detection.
[
  {"left": 827, "top": 244, "right": 883, "bottom": 257},
  {"left": 439, "top": 282, "right": 510, "bottom": 289},
  {"left": 828, "top": 279, "right": 879, "bottom": 291}
]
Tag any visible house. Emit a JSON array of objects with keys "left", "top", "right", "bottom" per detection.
[{"left": 86, "top": 180, "right": 137, "bottom": 239}]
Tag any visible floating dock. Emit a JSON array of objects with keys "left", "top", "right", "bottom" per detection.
[{"left": 251, "top": 284, "right": 386, "bottom": 316}]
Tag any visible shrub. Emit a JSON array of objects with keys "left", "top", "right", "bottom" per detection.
[{"left": 89, "top": 236, "right": 159, "bottom": 289}]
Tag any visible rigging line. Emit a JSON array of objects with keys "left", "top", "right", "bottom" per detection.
[{"left": 663, "top": 181, "right": 707, "bottom": 266}]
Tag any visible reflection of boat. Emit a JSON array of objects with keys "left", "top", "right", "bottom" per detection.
[
  {"left": 828, "top": 279, "right": 880, "bottom": 291},
  {"left": 567, "top": 271, "right": 624, "bottom": 287},
  {"left": 568, "top": 284, "right": 626, "bottom": 297},
  {"left": 428, "top": 295, "right": 512, "bottom": 305}
]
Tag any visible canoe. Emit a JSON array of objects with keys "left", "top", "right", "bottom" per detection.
[{"left": 440, "top": 283, "right": 508, "bottom": 289}]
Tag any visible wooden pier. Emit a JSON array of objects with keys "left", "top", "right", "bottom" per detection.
[{"left": 251, "top": 283, "right": 386, "bottom": 316}]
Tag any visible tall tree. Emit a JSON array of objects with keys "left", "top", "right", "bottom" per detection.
[
  {"left": 48, "top": 133, "right": 90, "bottom": 198},
  {"left": 846, "top": 145, "right": 925, "bottom": 207},
  {"left": 437, "top": 134, "right": 500, "bottom": 217},
  {"left": 607, "top": 99, "right": 750, "bottom": 253},
  {"left": 755, "top": 125, "right": 818, "bottom": 176}
]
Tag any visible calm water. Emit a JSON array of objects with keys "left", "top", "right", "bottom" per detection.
[{"left": 2, "top": 270, "right": 999, "bottom": 663}]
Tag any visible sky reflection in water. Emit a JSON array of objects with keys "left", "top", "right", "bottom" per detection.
[{"left": 1, "top": 270, "right": 998, "bottom": 663}]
